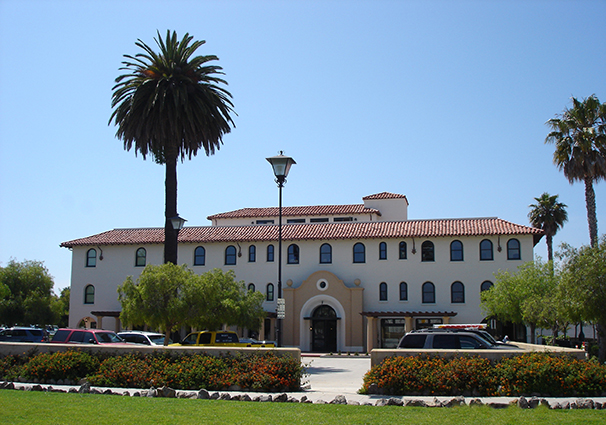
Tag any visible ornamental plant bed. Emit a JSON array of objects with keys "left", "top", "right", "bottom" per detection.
[
  {"left": 361, "top": 353, "right": 606, "bottom": 397},
  {"left": 0, "top": 350, "right": 304, "bottom": 392}
]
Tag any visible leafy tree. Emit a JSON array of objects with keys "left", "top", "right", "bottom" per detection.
[
  {"left": 558, "top": 237, "right": 606, "bottom": 361},
  {"left": 51, "top": 287, "right": 70, "bottom": 328},
  {"left": 481, "top": 259, "right": 563, "bottom": 343},
  {"left": 110, "top": 31, "right": 235, "bottom": 264},
  {"left": 528, "top": 192, "right": 568, "bottom": 261},
  {"left": 0, "top": 260, "right": 56, "bottom": 326},
  {"left": 545, "top": 95, "right": 606, "bottom": 247}
]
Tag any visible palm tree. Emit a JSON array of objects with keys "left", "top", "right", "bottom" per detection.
[
  {"left": 545, "top": 95, "right": 606, "bottom": 247},
  {"left": 110, "top": 31, "right": 235, "bottom": 264},
  {"left": 528, "top": 193, "right": 568, "bottom": 261}
]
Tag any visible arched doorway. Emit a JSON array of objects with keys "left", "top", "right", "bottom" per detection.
[{"left": 311, "top": 305, "right": 337, "bottom": 352}]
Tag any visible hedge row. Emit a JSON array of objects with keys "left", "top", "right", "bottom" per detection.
[
  {"left": 361, "top": 353, "right": 606, "bottom": 397},
  {"left": 0, "top": 350, "right": 303, "bottom": 392}
]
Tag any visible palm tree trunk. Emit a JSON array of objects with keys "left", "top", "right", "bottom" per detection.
[
  {"left": 546, "top": 234, "right": 554, "bottom": 262},
  {"left": 584, "top": 177, "right": 598, "bottom": 247},
  {"left": 164, "top": 147, "right": 178, "bottom": 264}
]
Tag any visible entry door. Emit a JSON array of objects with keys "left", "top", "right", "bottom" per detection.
[{"left": 311, "top": 305, "right": 337, "bottom": 352}]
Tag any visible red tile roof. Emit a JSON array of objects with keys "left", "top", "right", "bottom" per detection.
[
  {"left": 60, "top": 217, "right": 543, "bottom": 248},
  {"left": 207, "top": 204, "right": 380, "bottom": 220},
  {"left": 362, "top": 192, "right": 409, "bottom": 203}
]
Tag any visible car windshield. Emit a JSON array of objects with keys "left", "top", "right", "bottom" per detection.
[
  {"left": 149, "top": 335, "right": 170, "bottom": 345},
  {"left": 95, "top": 332, "right": 123, "bottom": 343}
]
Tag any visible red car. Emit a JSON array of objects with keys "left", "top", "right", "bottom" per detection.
[{"left": 50, "top": 328, "right": 127, "bottom": 345}]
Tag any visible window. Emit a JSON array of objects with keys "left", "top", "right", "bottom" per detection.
[
  {"left": 310, "top": 218, "right": 329, "bottom": 223},
  {"left": 135, "top": 248, "right": 146, "bottom": 267},
  {"left": 421, "top": 241, "right": 434, "bottom": 262},
  {"left": 399, "top": 241, "right": 407, "bottom": 259},
  {"left": 194, "top": 246, "right": 205, "bottom": 266},
  {"left": 451, "top": 281, "right": 465, "bottom": 303},
  {"left": 379, "top": 242, "right": 387, "bottom": 260},
  {"left": 450, "top": 240, "right": 464, "bottom": 261},
  {"left": 480, "top": 280, "right": 494, "bottom": 292},
  {"left": 249, "top": 245, "right": 256, "bottom": 262},
  {"left": 320, "top": 243, "right": 332, "bottom": 264},
  {"left": 248, "top": 283, "right": 255, "bottom": 292},
  {"left": 86, "top": 249, "right": 96, "bottom": 267},
  {"left": 287, "top": 244, "right": 299, "bottom": 264},
  {"left": 379, "top": 282, "right": 388, "bottom": 301},
  {"left": 334, "top": 217, "right": 353, "bottom": 222},
  {"left": 267, "top": 245, "right": 274, "bottom": 262},
  {"left": 399, "top": 282, "right": 408, "bottom": 301},
  {"left": 225, "top": 245, "right": 237, "bottom": 265},
  {"left": 353, "top": 242, "right": 366, "bottom": 263},
  {"left": 287, "top": 218, "right": 305, "bottom": 223},
  {"left": 507, "top": 239, "right": 521, "bottom": 260},
  {"left": 266, "top": 283, "right": 274, "bottom": 301},
  {"left": 422, "top": 282, "right": 435, "bottom": 303},
  {"left": 480, "top": 239, "right": 493, "bottom": 261},
  {"left": 256, "top": 220, "right": 274, "bottom": 224},
  {"left": 84, "top": 285, "right": 95, "bottom": 304}
]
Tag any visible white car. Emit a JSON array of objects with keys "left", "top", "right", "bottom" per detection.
[{"left": 118, "top": 331, "right": 172, "bottom": 346}]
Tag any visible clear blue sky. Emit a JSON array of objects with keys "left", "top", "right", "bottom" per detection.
[{"left": 1, "top": 0, "right": 605, "bottom": 292}]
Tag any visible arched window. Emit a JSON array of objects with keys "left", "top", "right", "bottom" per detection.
[
  {"left": 266, "top": 283, "right": 274, "bottom": 301},
  {"left": 249, "top": 245, "right": 256, "bottom": 262},
  {"left": 194, "top": 246, "right": 205, "bottom": 266},
  {"left": 86, "top": 249, "right": 96, "bottom": 267},
  {"left": 422, "top": 282, "right": 435, "bottom": 303},
  {"left": 399, "top": 241, "right": 407, "bottom": 260},
  {"left": 320, "top": 243, "right": 332, "bottom": 264},
  {"left": 248, "top": 283, "right": 255, "bottom": 292},
  {"left": 450, "top": 240, "right": 464, "bottom": 261},
  {"left": 225, "top": 245, "right": 237, "bottom": 265},
  {"left": 267, "top": 244, "right": 274, "bottom": 262},
  {"left": 287, "top": 244, "right": 299, "bottom": 264},
  {"left": 135, "top": 248, "right": 146, "bottom": 267},
  {"left": 399, "top": 282, "right": 408, "bottom": 301},
  {"left": 379, "top": 242, "right": 387, "bottom": 260},
  {"left": 507, "top": 238, "right": 521, "bottom": 260},
  {"left": 421, "top": 241, "right": 435, "bottom": 262},
  {"left": 451, "top": 281, "right": 465, "bottom": 303},
  {"left": 480, "top": 239, "right": 493, "bottom": 261},
  {"left": 480, "top": 280, "right": 494, "bottom": 292},
  {"left": 353, "top": 243, "right": 365, "bottom": 263},
  {"left": 84, "top": 285, "right": 95, "bottom": 304},
  {"left": 379, "top": 282, "right": 388, "bottom": 301}
]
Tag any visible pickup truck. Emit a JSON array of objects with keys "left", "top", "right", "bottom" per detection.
[{"left": 173, "top": 331, "right": 276, "bottom": 347}]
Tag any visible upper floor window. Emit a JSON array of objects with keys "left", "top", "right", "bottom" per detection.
[
  {"left": 256, "top": 220, "right": 274, "bottom": 224},
  {"left": 267, "top": 244, "right": 274, "bottom": 262},
  {"left": 421, "top": 241, "right": 435, "bottom": 262},
  {"left": 287, "top": 218, "right": 305, "bottom": 223},
  {"left": 194, "top": 246, "right": 205, "bottom": 266},
  {"left": 450, "top": 240, "right": 464, "bottom": 261},
  {"left": 422, "top": 282, "right": 435, "bottom": 303},
  {"left": 379, "top": 282, "right": 388, "bottom": 301},
  {"left": 225, "top": 245, "right": 237, "bottom": 265},
  {"left": 287, "top": 244, "right": 299, "bottom": 264},
  {"left": 266, "top": 283, "right": 274, "bottom": 301},
  {"left": 310, "top": 218, "right": 329, "bottom": 223},
  {"left": 480, "top": 280, "right": 494, "bottom": 292},
  {"left": 379, "top": 242, "right": 387, "bottom": 260},
  {"left": 84, "top": 284, "right": 95, "bottom": 304},
  {"left": 507, "top": 238, "right": 521, "bottom": 260},
  {"left": 135, "top": 248, "right": 146, "bottom": 267},
  {"left": 451, "top": 281, "right": 465, "bottom": 303},
  {"left": 399, "top": 241, "right": 407, "bottom": 259},
  {"left": 249, "top": 245, "right": 256, "bottom": 262},
  {"left": 399, "top": 282, "right": 408, "bottom": 301},
  {"left": 320, "top": 243, "right": 332, "bottom": 264},
  {"left": 86, "top": 249, "right": 96, "bottom": 267},
  {"left": 353, "top": 242, "right": 366, "bottom": 263},
  {"left": 248, "top": 283, "right": 255, "bottom": 292},
  {"left": 480, "top": 239, "right": 493, "bottom": 261}
]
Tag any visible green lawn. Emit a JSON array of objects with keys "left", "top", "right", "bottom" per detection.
[{"left": 1, "top": 391, "right": 605, "bottom": 425}]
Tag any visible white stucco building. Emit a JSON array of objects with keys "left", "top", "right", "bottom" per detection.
[{"left": 61, "top": 192, "right": 543, "bottom": 352}]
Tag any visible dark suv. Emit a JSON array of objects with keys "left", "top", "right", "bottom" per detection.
[
  {"left": 50, "top": 328, "right": 126, "bottom": 344},
  {"left": 0, "top": 327, "right": 48, "bottom": 343},
  {"left": 397, "top": 331, "right": 516, "bottom": 350}
]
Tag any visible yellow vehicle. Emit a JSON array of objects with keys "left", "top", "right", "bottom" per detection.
[{"left": 172, "top": 331, "right": 276, "bottom": 347}]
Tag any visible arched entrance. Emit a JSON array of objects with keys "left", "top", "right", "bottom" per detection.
[{"left": 311, "top": 305, "right": 337, "bottom": 352}]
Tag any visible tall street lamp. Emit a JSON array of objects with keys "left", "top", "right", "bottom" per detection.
[
  {"left": 266, "top": 151, "right": 296, "bottom": 347},
  {"left": 167, "top": 215, "right": 187, "bottom": 264}
]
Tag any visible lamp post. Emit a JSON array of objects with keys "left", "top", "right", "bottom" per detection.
[
  {"left": 266, "top": 152, "right": 296, "bottom": 348},
  {"left": 167, "top": 215, "right": 187, "bottom": 264}
]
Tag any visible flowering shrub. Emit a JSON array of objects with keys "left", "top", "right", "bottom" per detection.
[{"left": 361, "top": 353, "right": 606, "bottom": 397}]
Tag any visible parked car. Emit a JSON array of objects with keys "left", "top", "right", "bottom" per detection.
[
  {"left": 118, "top": 331, "right": 172, "bottom": 346},
  {"left": 416, "top": 327, "right": 517, "bottom": 347},
  {"left": 50, "top": 328, "right": 126, "bottom": 345},
  {"left": 0, "top": 326, "right": 48, "bottom": 343},
  {"left": 397, "top": 331, "right": 518, "bottom": 350},
  {"left": 172, "top": 331, "right": 276, "bottom": 347}
]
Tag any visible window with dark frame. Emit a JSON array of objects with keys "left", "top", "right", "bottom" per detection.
[
  {"left": 287, "top": 244, "right": 299, "bottom": 264},
  {"left": 422, "top": 281, "right": 435, "bottom": 303},
  {"left": 507, "top": 238, "right": 521, "bottom": 260},
  {"left": 320, "top": 243, "right": 332, "bottom": 264},
  {"left": 267, "top": 244, "right": 274, "bottom": 262},
  {"left": 451, "top": 281, "right": 465, "bottom": 303},
  {"left": 480, "top": 280, "right": 493, "bottom": 292},
  {"left": 194, "top": 246, "right": 205, "bottom": 266},
  {"left": 225, "top": 245, "right": 237, "bottom": 265},
  {"left": 86, "top": 249, "right": 96, "bottom": 267},
  {"left": 249, "top": 245, "right": 256, "bottom": 262},
  {"left": 421, "top": 241, "right": 434, "bottom": 262},
  {"left": 399, "top": 282, "right": 408, "bottom": 301},
  {"left": 379, "top": 282, "right": 388, "bottom": 301},
  {"left": 266, "top": 283, "right": 274, "bottom": 301},
  {"left": 379, "top": 242, "right": 387, "bottom": 260},
  {"left": 353, "top": 242, "right": 366, "bottom": 263},
  {"left": 450, "top": 240, "right": 464, "bottom": 261},
  {"left": 135, "top": 247, "right": 146, "bottom": 267},
  {"left": 480, "top": 239, "right": 493, "bottom": 261},
  {"left": 84, "top": 285, "right": 95, "bottom": 304},
  {"left": 248, "top": 283, "right": 255, "bottom": 292},
  {"left": 399, "top": 241, "right": 407, "bottom": 259}
]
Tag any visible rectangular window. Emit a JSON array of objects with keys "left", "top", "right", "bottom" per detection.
[
  {"left": 333, "top": 217, "right": 353, "bottom": 222},
  {"left": 310, "top": 218, "right": 329, "bottom": 223},
  {"left": 381, "top": 319, "right": 406, "bottom": 348},
  {"left": 256, "top": 220, "right": 275, "bottom": 224},
  {"left": 287, "top": 219, "right": 305, "bottom": 223}
]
